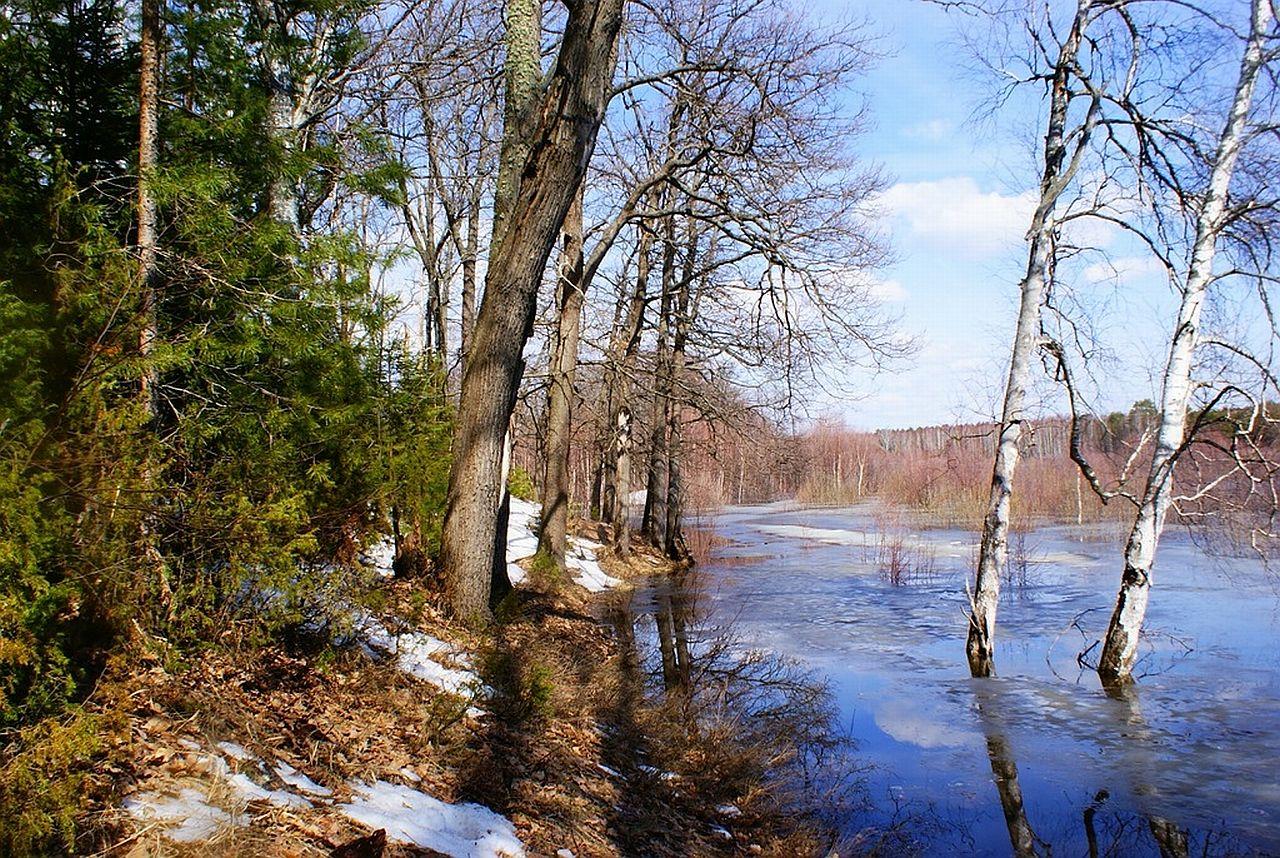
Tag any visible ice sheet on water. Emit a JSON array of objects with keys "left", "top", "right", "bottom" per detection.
[{"left": 338, "top": 780, "right": 525, "bottom": 857}]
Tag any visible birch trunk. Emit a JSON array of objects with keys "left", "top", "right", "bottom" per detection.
[
  {"left": 967, "top": 0, "right": 1096, "bottom": 677},
  {"left": 1098, "top": 0, "right": 1272, "bottom": 684},
  {"left": 538, "top": 191, "right": 585, "bottom": 568},
  {"left": 439, "top": 0, "right": 624, "bottom": 622},
  {"left": 137, "top": 0, "right": 161, "bottom": 413}
]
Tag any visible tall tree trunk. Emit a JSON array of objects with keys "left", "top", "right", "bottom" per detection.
[
  {"left": 459, "top": 187, "right": 481, "bottom": 373},
  {"left": 538, "top": 190, "right": 585, "bottom": 568},
  {"left": 967, "top": 0, "right": 1097, "bottom": 677},
  {"left": 604, "top": 217, "right": 654, "bottom": 554},
  {"left": 491, "top": 0, "right": 542, "bottom": 246},
  {"left": 1098, "top": 0, "right": 1272, "bottom": 685},
  {"left": 439, "top": 0, "right": 625, "bottom": 622},
  {"left": 664, "top": 215, "right": 699, "bottom": 559},
  {"left": 137, "top": 0, "right": 161, "bottom": 413},
  {"left": 642, "top": 214, "right": 677, "bottom": 547}
]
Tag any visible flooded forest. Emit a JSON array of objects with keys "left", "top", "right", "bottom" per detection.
[{"left": 2, "top": 0, "right": 1279, "bottom": 854}]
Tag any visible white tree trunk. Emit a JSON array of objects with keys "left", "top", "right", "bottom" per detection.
[
  {"left": 1098, "top": 0, "right": 1273, "bottom": 684},
  {"left": 968, "top": 0, "right": 1097, "bottom": 677}
]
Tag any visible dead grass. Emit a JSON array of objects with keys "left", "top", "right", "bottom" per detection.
[{"left": 75, "top": 526, "right": 840, "bottom": 857}]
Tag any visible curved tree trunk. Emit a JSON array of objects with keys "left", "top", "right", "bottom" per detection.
[
  {"left": 967, "top": 0, "right": 1097, "bottom": 677},
  {"left": 538, "top": 191, "right": 585, "bottom": 568},
  {"left": 1098, "top": 0, "right": 1272, "bottom": 685},
  {"left": 439, "top": 0, "right": 625, "bottom": 623}
]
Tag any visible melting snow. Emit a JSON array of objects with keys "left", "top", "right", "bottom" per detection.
[
  {"left": 356, "top": 614, "right": 481, "bottom": 697},
  {"left": 338, "top": 780, "right": 525, "bottom": 857},
  {"left": 226, "top": 771, "right": 313, "bottom": 809},
  {"left": 274, "top": 761, "right": 333, "bottom": 797},
  {"left": 216, "top": 740, "right": 254, "bottom": 761},
  {"left": 506, "top": 498, "right": 621, "bottom": 592},
  {"left": 123, "top": 787, "right": 239, "bottom": 842}
]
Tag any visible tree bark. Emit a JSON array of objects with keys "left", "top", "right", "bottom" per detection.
[
  {"left": 538, "top": 190, "right": 585, "bottom": 568},
  {"left": 439, "top": 0, "right": 625, "bottom": 623},
  {"left": 603, "top": 217, "right": 654, "bottom": 554},
  {"left": 664, "top": 214, "right": 700, "bottom": 559},
  {"left": 642, "top": 214, "right": 677, "bottom": 547},
  {"left": 1098, "top": 0, "right": 1272, "bottom": 685},
  {"left": 968, "top": 0, "right": 1097, "bottom": 677},
  {"left": 137, "top": 0, "right": 161, "bottom": 413}
]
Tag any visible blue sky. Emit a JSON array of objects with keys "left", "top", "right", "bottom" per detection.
[{"left": 810, "top": 0, "right": 1174, "bottom": 430}]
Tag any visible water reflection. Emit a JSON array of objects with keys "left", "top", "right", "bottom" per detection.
[
  {"left": 625, "top": 528, "right": 1276, "bottom": 855},
  {"left": 971, "top": 684, "right": 1041, "bottom": 857}
]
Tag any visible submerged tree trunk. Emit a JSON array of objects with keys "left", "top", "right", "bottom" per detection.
[
  {"left": 439, "top": 0, "right": 625, "bottom": 622},
  {"left": 968, "top": 0, "right": 1097, "bottom": 677},
  {"left": 539, "top": 191, "right": 585, "bottom": 569},
  {"left": 1098, "top": 0, "right": 1272, "bottom": 685}
]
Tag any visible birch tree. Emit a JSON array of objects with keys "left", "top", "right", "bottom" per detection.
[
  {"left": 965, "top": 0, "right": 1104, "bottom": 677},
  {"left": 1096, "top": 0, "right": 1277, "bottom": 684}
]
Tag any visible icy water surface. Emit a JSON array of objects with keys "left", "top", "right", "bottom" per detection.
[{"left": 657, "top": 503, "right": 1280, "bottom": 855}]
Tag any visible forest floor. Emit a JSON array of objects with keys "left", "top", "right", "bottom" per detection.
[{"left": 75, "top": 510, "right": 831, "bottom": 857}]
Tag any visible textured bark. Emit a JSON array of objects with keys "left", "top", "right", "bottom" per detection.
[
  {"left": 1098, "top": 0, "right": 1273, "bottom": 685},
  {"left": 491, "top": 0, "right": 542, "bottom": 246},
  {"left": 440, "top": 0, "right": 625, "bottom": 622},
  {"left": 459, "top": 189, "right": 481, "bottom": 373},
  {"left": 137, "top": 0, "right": 161, "bottom": 413},
  {"left": 538, "top": 191, "right": 585, "bottom": 568},
  {"left": 602, "top": 217, "right": 654, "bottom": 554},
  {"left": 664, "top": 217, "right": 699, "bottom": 559},
  {"left": 642, "top": 215, "right": 678, "bottom": 547},
  {"left": 968, "top": 0, "right": 1097, "bottom": 677}
]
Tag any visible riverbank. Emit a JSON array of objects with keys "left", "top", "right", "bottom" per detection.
[{"left": 68, "top": 508, "right": 837, "bottom": 856}]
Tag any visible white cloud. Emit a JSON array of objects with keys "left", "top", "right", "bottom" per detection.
[
  {"left": 868, "top": 277, "right": 909, "bottom": 303},
  {"left": 878, "top": 177, "right": 1037, "bottom": 260},
  {"left": 901, "top": 118, "right": 955, "bottom": 141},
  {"left": 1081, "top": 255, "right": 1167, "bottom": 284}
]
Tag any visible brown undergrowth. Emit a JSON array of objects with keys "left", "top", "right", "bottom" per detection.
[{"left": 66, "top": 524, "right": 840, "bottom": 857}]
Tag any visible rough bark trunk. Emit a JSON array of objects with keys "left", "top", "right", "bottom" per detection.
[
  {"left": 459, "top": 189, "right": 481, "bottom": 373},
  {"left": 663, "top": 216, "right": 699, "bottom": 559},
  {"left": 1098, "top": 0, "right": 1271, "bottom": 685},
  {"left": 439, "top": 0, "right": 625, "bottom": 623},
  {"left": 603, "top": 218, "right": 654, "bottom": 554},
  {"left": 968, "top": 0, "right": 1096, "bottom": 677},
  {"left": 491, "top": 0, "right": 542, "bottom": 246},
  {"left": 642, "top": 214, "right": 677, "bottom": 547},
  {"left": 538, "top": 191, "right": 585, "bottom": 568}
]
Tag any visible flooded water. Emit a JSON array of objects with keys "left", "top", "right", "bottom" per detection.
[{"left": 631, "top": 503, "right": 1280, "bottom": 856}]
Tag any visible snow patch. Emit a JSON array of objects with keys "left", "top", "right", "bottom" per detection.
[
  {"left": 274, "top": 761, "right": 333, "bottom": 797},
  {"left": 123, "top": 787, "right": 240, "bottom": 843},
  {"left": 356, "top": 614, "right": 481, "bottom": 697},
  {"left": 338, "top": 780, "right": 525, "bottom": 857},
  {"left": 216, "top": 740, "right": 255, "bottom": 762},
  {"left": 505, "top": 498, "right": 620, "bottom": 593},
  {"left": 226, "top": 771, "right": 313, "bottom": 809}
]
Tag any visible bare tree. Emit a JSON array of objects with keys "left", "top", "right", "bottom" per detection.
[
  {"left": 538, "top": 189, "right": 586, "bottom": 569},
  {"left": 965, "top": 0, "right": 1105, "bottom": 677},
  {"left": 439, "top": 0, "right": 626, "bottom": 622},
  {"left": 1096, "top": 0, "right": 1277, "bottom": 684}
]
